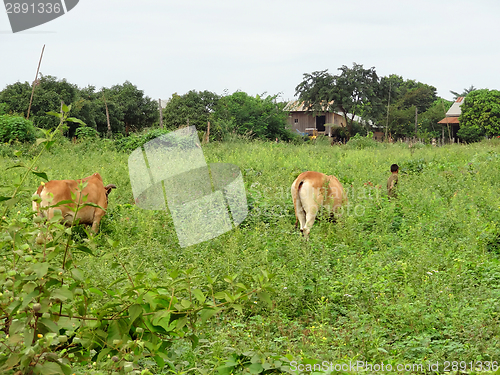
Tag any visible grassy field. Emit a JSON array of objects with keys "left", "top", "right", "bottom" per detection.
[{"left": 2, "top": 136, "right": 500, "bottom": 373}]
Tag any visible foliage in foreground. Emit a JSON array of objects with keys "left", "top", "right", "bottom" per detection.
[
  {"left": 0, "top": 108, "right": 273, "bottom": 374},
  {"left": 2, "top": 133, "right": 500, "bottom": 373}
]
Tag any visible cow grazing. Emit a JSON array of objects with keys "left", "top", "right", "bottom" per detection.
[
  {"left": 32, "top": 172, "right": 116, "bottom": 233},
  {"left": 291, "top": 171, "right": 347, "bottom": 239}
]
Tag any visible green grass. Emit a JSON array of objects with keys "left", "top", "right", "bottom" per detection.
[{"left": 3, "top": 137, "right": 500, "bottom": 373}]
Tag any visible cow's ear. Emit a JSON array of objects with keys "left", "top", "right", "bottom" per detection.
[{"left": 105, "top": 184, "right": 117, "bottom": 196}]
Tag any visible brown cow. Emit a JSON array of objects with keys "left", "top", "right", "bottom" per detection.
[
  {"left": 32, "top": 172, "right": 116, "bottom": 233},
  {"left": 291, "top": 171, "right": 347, "bottom": 239}
]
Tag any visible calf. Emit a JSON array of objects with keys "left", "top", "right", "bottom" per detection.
[
  {"left": 291, "top": 171, "right": 346, "bottom": 239},
  {"left": 32, "top": 172, "right": 116, "bottom": 233}
]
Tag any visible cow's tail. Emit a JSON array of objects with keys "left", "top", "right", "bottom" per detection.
[{"left": 294, "top": 180, "right": 306, "bottom": 228}]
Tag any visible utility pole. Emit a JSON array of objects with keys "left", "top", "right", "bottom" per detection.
[
  {"left": 415, "top": 107, "right": 418, "bottom": 136},
  {"left": 385, "top": 81, "right": 391, "bottom": 141}
]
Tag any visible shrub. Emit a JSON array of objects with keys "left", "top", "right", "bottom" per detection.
[
  {"left": 457, "top": 124, "right": 485, "bottom": 143},
  {"left": 74, "top": 125, "right": 98, "bottom": 139},
  {"left": 114, "top": 127, "right": 172, "bottom": 152},
  {"left": 0, "top": 115, "right": 37, "bottom": 143},
  {"left": 345, "top": 133, "right": 380, "bottom": 150}
]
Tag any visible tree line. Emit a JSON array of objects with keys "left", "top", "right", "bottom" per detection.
[
  {"left": 1, "top": 66, "right": 499, "bottom": 144},
  {"left": 0, "top": 76, "right": 291, "bottom": 143},
  {"left": 295, "top": 63, "right": 500, "bottom": 143}
]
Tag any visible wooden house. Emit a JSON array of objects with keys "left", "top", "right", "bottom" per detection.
[
  {"left": 438, "top": 97, "right": 464, "bottom": 140},
  {"left": 284, "top": 101, "right": 345, "bottom": 136}
]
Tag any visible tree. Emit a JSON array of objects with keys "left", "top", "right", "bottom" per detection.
[
  {"left": 214, "top": 92, "right": 290, "bottom": 140},
  {"left": 458, "top": 89, "right": 500, "bottom": 141},
  {"left": 162, "top": 90, "right": 219, "bottom": 131},
  {"left": 101, "top": 81, "right": 158, "bottom": 134},
  {"left": 295, "top": 63, "right": 381, "bottom": 137},
  {"left": 450, "top": 85, "right": 476, "bottom": 100},
  {"left": 0, "top": 75, "right": 79, "bottom": 130}
]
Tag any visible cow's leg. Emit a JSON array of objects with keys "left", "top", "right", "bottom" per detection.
[
  {"left": 302, "top": 209, "right": 318, "bottom": 239},
  {"left": 296, "top": 201, "right": 307, "bottom": 234}
]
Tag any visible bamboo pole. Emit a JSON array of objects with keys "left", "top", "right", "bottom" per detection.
[{"left": 27, "top": 44, "right": 45, "bottom": 120}]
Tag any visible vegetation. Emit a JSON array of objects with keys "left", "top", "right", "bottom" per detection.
[
  {"left": 0, "top": 76, "right": 159, "bottom": 138},
  {"left": 294, "top": 64, "right": 451, "bottom": 140},
  {"left": 2, "top": 122, "right": 500, "bottom": 373},
  {"left": 458, "top": 89, "right": 500, "bottom": 142}
]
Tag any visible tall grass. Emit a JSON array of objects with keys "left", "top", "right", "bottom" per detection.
[{"left": 3, "top": 137, "right": 500, "bottom": 371}]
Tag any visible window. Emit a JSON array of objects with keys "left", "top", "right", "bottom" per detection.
[{"left": 294, "top": 119, "right": 299, "bottom": 123}]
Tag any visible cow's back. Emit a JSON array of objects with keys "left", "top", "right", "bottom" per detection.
[{"left": 35, "top": 173, "right": 108, "bottom": 227}]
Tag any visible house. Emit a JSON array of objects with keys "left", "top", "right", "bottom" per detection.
[
  {"left": 438, "top": 97, "right": 464, "bottom": 140},
  {"left": 284, "top": 101, "right": 345, "bottom": 137}
]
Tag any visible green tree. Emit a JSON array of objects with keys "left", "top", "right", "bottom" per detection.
[
  {"left": 162, "top": 90, "right": 220, "bottom": 131},
  {"left": 214, "top": 92, "right": 290, "bottom": 140},
  {"left": 458, "top": 89, "right": 500, "bottom": 141},
  {"left": 101, "top": 81, "right": 159, "bottom": 134},
  {"left": 450, "top": 85, "right": 476, "bottom": 100},
  {"left": 295, "top": 63, "right": 381, "bottom": 137},
  {"left": 0, "top": 75, "right": 79, "bottom": 130}
]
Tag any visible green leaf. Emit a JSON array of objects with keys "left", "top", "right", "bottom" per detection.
[
  {"left": 128, "top": 304, "right": 143, "bottom": 326},
  {"left": 71, "top": 268, "right": 84, "bottom": 281},
  {"left": 74, "top": 244, "right": 94, "bottom": 255},
  {"left": 154, "top": 355, "right": 165, "bottom": 369},
  {"left": 192, "top": 288, "right": 206, "bottom": 303},
  {"left": 4, "top": 353, "right": 20, "bottom": 370},
  {"left": 46, "top": 111, "right": 62, "bottom": 118},
  {"left": 31, "top": 171, "right": 49, "bottom": 181},
  {"left": 0, "top": 196, "right": 12, "bottom": 202},
  {"left": 33, "top": 262, "right": 49, "bottom": 279},
  {"left": 51, "top": 288, "right": 73, "bottom": 302},
  {"left": 38, "top": 317, "right": 59, "bottom": 333},
  {"left": 200, "top": 308, "right": 220, "bottom": 323},
  {"left": 97, "top": 347, "right": 111, "bottom": 363},
  {"left": 6, "top": 163, "right": 26, "bottom": 170},
  {"left": 89, "top": 287, "right": 103, "bottom": 296},
  {"left": 107, "top": 238, "right": 119, "bottom": 248},
  {"left": 66, "top": 117, "right": 86, "bottom": 126},
  {"left": 35, "top": 361, "right": 65, "bottom": 374},
  {"left": 62, "top": 103, "right": 70, "bottom": 113},
  {"left": 188, "top": 333, "right": 199, "bottom": 349},
  {"left": 257, "top": 291, "right": 272, "bottom": 306},
  {"left": 248, "top": 363, "right": 264, "bottom": 374}
]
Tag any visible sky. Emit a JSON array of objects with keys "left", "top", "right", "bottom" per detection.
[{"left": 1, "top": 0, "right": 499, "bottom": 103}]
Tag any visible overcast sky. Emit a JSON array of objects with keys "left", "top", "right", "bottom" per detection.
[{"left": 1, "top": 0, "right": 499, "bottom": 103}]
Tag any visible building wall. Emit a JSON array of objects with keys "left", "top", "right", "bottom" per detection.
[{"left": 287, "top": 111, "right": 344, "bottom": 135}]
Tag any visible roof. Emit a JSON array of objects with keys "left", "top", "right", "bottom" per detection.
[
  {"left": 283, "top": 100, "right": 334, "bottom": 112},
  {"left": 438, "top": 117, "right": 460, "bottom": 124},
  {"left": 446, "top": 96, "right": 464, "bottom": 117}
]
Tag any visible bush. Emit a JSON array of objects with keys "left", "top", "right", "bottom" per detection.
[
  {"left": 75, "top": 126, "right": 98, "bottom": 139},
  {"left": 345, "top": 133, "right": 380, "bottom": 150},
  {"left": 114, "top": 127, "right": 172, "bottom": 152},
  {"left": 0, "top": 114, "right": 37, "bottom": 143},
  {"left": 457, "top": 124, "right": 485, "bottom": 143}
]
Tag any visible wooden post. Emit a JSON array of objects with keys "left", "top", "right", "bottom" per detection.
[
  {"left": 205, "top": 121, "right": 210, "bottom": 144},
  {"left": 158, "top": 98, "right": 163, "bottom": 128},
  {"left": 102, "top": 95, "right": 112, "bottom": 138},
  {"left": 415, "top": 107, "right": 418, "bottom": 136},
  {"left": 27, "top": 44, "right": 45, "bottom": 120}
]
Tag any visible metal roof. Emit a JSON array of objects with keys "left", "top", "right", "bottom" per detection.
[
  {"left": 438, "top": 117, "right": 460, "bottom": 124},
  {"left": 445, "top": 97, "right": 464, "bottom": 117}
]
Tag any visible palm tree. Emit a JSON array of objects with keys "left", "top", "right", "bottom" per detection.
[{"left": 450, "top": 85, "right": 476, "bottom": 99}]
